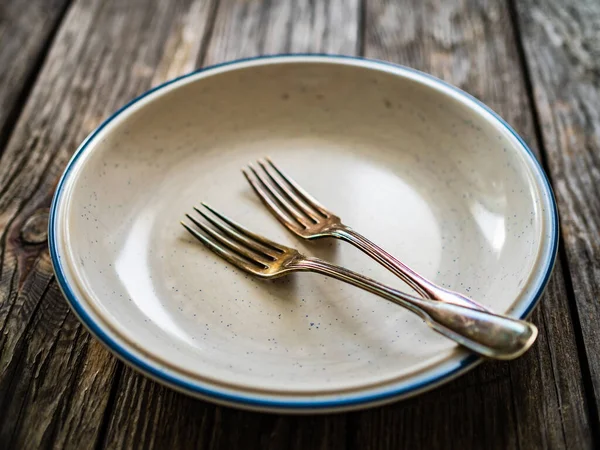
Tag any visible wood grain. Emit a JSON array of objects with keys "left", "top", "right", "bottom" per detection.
[
  {"left": 0, "top": 0, "right": 71, "bottom": 152},
  {"left": 0, "top": 0, "right": 216, "bottom": 447},
  {"left": 205, "top": 0, "right": 360, "bottom": 62},
  {"left": 514, "top": 0, "right": 600, "bottom": 420},
  {"left": 0, "top": 0, "right": 595, "bottom": 448},
  {"left": 353, "top": 0, "right": 593, "bottom": 448}
]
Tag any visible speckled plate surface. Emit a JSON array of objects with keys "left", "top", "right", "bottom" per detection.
[{"left": 49, "top": 55, "right": 558, "bottom": 413}]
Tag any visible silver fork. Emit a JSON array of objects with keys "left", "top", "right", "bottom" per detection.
[
  {"left": 181, "top": 204, "right": 537, "bottom": 360},
  {"left": 243, "top": 158, "right": 489, "bottom": 312}
]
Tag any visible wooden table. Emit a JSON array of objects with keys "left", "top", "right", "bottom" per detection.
[{"left": 1, "top": 0, "right": 598, "bottom": 448}]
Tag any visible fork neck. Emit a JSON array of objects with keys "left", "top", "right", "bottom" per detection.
[
  {"left": 328, "top": 226, "right": 434, "bottom": 299},
  {"left": 292, "top": 256, "right": 424, "bottom": 317}
]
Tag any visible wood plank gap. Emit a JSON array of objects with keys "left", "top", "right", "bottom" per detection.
[
  {"left": 540, "top": 294, "right": 569, "bottom": 444},
  {"left": 0, "top": 0, "right": 74, "bottom": 159},
  {"left": 358, "top": 0, "right": 367, "bottom": 56},
  {"left": 507, "top": 372, "right": 523, "bottom": 450},
  {"left": 257, "top": 0, "right": 274, "bottom": 54},
  {"left": 195, "top": 0, "right": 222, "bottom": 67},
  {"left": 505, "top": 0, "right": 555, "bottom": 181},
  {"left": 555, "top": 243, "right": 600, "bottom": 446},
  {"left": 93, "top": 362, "right": 124, "bottom": 450},
  {"left": 506, "top": 0, "right": 600, "bottom": 445}
]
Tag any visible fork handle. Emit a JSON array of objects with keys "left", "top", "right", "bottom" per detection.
[
  {"left": 295, "top": 257, "right": 537, "bottom": 360},
  {"left": 333, "top": 227, "right": 490, "bottom": 312}
]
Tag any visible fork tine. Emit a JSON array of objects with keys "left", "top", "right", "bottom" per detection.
[
  {"left": 194, "top": 205, "right": 278, "bottom": 259},
  {"left": 200, "top": 202, "right": 288, "bottom": 253},
  {"left": 248, "top": 164, "right": 311, "bottom": 227},
  {"left": 265, "top": 157, "right": 330, "bottom": 217},
  {"left": 243, "top": 168, "right": 302, "bottom": 232},
  {"left": 257, "top": 159, "right": 320, "bottom": 222},
  {"left": 185, "top": 214, "right": 271, "bottom": 267},
  {"left": 181, "top": 222, "right": 265, "bottom": 273}
]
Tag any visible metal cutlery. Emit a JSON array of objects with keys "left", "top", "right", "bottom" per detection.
[
  {"left": 181, "top": 204, "right": 537, "bottom": 360},
  {"left": 243, "top": 158, "right": 489, "bottom": 312}
]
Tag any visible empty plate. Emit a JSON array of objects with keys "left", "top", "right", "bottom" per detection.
[{"left": 49, "top": 55, "right": 558, "bottom": 412}]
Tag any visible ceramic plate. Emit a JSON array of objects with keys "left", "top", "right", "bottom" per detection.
[{"left": 50, "top": 55, "right": 558, "bottom": 413}]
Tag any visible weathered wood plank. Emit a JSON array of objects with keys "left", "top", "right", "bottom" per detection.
[
  {"left": 0, "top": 0, "right": 216, "bottom": 448},
  {"left": 0, "top": 0, "right": 71, "bottom": 151},
  {"left": 205, "top": 0, "right": 359, "bottom": 61},
  {"left": 345, "top": 0, "right": 593, "bottom": 448},
  {"left": 514, "top": 0, "right": 600, "bottom": 422}
]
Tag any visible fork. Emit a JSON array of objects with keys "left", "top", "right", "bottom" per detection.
[
  {"left": 181, "top": 204, "right": 537, "bottom": 360},
  {"left": 243, "top": 158, "right": 489, "bottom": 312}
]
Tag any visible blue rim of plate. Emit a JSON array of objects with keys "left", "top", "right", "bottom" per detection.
[{"left": 48, "top": 54, "right": 559, "bottom": 411}]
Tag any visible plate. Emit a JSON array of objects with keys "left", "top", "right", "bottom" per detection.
[{"left": 50, "top": 55, "right": 558, "bottom": 412}]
